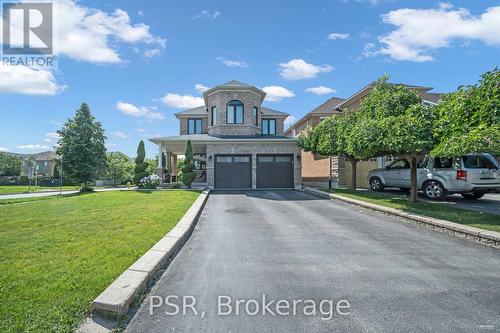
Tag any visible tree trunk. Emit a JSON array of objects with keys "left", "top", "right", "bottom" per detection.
[
  {"left": 350, "top": 158, "right": 357, "bottom": 190},
  {"left": 410, "top": 156, "right": 418, "bottom": 202}
]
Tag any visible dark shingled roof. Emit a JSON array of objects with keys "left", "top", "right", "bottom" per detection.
[{"left": 310, "top": 97, "right": 345, "bottom": 114}]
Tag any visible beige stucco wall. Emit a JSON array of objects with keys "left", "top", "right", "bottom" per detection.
[
  {"left": 206, "top": 142, "right": 301, "bottom": 189},
  {"left": 344, "top": 159, "right": 379, "bottom": 189}
]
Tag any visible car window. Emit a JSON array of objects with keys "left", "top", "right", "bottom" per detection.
[
  {"left": 462, "top": 155, "right": 499, "bottom": 169},
  {"left": 388, "top": 159, "right": 409, "bottom": 169},
  {"left": 433, "top": 157, "right": 453, "bottom": 169},
  {"left": 418, "top": 158, "right": 428, "bottom": 168}
]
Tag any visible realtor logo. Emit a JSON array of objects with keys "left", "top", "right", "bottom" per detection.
[{"left": 2, "top": 2, "right": 53, "bottom": 54}]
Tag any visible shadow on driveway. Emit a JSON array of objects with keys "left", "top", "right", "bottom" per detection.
[{"left": 211, "top": 189, "right": 328, "bottom": 201}]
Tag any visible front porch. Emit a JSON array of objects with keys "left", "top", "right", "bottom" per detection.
[{"left": 153, "top": 137, "right": 208, "bottom": 184}]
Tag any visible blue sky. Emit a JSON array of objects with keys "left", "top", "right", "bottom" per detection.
[{"left": 1, "top": 0, "right": 499, "bottom": 157}]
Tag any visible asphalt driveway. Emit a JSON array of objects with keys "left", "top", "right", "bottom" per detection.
[{"left": 126, "top": 190, "right": 500, "bottom": 333}]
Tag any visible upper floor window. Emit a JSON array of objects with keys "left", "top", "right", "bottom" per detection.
[
  {"left": 211, "top": 106, "right": 217, "bottom": 126},
  {"left": 188, "top": 118, "right": 202, "bottom": 134},
  {"left": 253, "top": 107, "right": 258, "bottom": 126},
  {"left": 262, "top": 119, "right": 276, "bottom": 135},
  {"left": 226, "top": 100, "right": 244, "bottom": 124}
]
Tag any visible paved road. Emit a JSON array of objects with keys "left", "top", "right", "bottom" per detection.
[
  {"left": 126, "top": 190, "right": 500, "bottom": 333},
  {"left": 0, "top": 187, "right": 135, "bottom": 200}
]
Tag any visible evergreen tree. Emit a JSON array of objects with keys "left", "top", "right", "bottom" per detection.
[
  {"left": 133, "top": 140, "right": 150, "bottom": 185},
  {"left": 56, "top": 103, "right": 107, "bottom": 191},
  {"left": 180, "top": 140, "right": 196, "bottom": 188}
]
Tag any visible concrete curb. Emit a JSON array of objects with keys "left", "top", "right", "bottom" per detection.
[
  {"left": 304, "top": 187, "right": 500, "bottom": 249},
  {"left": 78, "top": 189, "right": 210, "bottom": 331}
]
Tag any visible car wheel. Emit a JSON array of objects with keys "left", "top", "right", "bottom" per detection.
[
  {"left": 369, "top": 177, "right": 384, "bottom": 192},
  {"left": 461, "top": 192, "right": 485, "bottom": 200},
  {"left": 423, "top": 180, "right": 446, "bottom": 200},
  {"left": 399, "top": 188, "right": 410, "bottom": 193}
]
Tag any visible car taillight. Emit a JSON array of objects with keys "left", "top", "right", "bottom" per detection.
[{"left": 457, "top": 170, "right": 467, "bottom": 180}]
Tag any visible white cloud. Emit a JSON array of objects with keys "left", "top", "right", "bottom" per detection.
[
  {"left": 216, "top": 57, "right": 248, "bottom": 68},
  {"left": 23, "top": 0, "right": 166, "bottom": 64},
  {"left": 17, "top": 144, "right": 50, "bottom": 150},
  {"left": 279, "top": 59, "right": 333, "bottom": 80},
  {"left": 327, "top": 32, "right": 350, "bottom": 40},
  {"left": 160, "top": 94, "right": 205, "bottom": 109},
  {"left": 138, "top": 10, "right": 144, "bottom": 16},
  {"left": 45, "top": 132, "right": 61, "bottom": 143},
  {"left": 106, "top": 143, "right": 118, "bottom": 149},
  {"left": 143, "top": 48, "right": 161, "bottom": 58},
  {"left": 195, "top": 84, "right": 209, "bottom": 93},
  {"left": 262, "top": 86, "right": 295, "bottom": 102},
  {"left": 116, "top": 101, "right": 165, "bottom": 120},
  {"left": 305, "top": 86, "right": 337, "bottom": 95},
  {"left": 137, "top": 128, "right": 146, "bottom": 133},
  {"left": 372, "top": 4, "right": 500, "bottom": 62},
  {"left": 194, "top": 10, "right": 221, "bottom": 19},
  {"left": 0, "top": 147, "right": 8, "bottom": 152},
  {"left": 284, "top": 116, "right": 297, "bottom": 129},
  {"left": 0, "top": 64, "right": 65, "bottom": 95},
  {"left": 112, "top": 131, "right": 130, "bottom": 139}
]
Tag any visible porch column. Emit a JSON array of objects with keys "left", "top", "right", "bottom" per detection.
[
  {"left": 156, "top": 145, "right": 165, "bottom": 181},
  {"left": 172, "top": 154, "right": 178, "bottom": 181}
]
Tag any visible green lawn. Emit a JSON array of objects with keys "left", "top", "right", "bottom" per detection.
[
  {"left": 321, "top": 188, "right": 500, "bottom": 232},
  {"left": 0, "top": 185, "right": 80, "bottom": 195},
  {"left": 0, "top": 190, "right": 200, "bottom": 333}
]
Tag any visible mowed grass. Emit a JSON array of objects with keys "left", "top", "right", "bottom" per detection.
[
  {"left": 0, "top": 185, "right": 80, "bottom": 195},
  {"left": 322, "top": 188, "right": 500, "bottom": 232},
  {"left": 0, "top": 190, "right": 200, "bottom": 333}
]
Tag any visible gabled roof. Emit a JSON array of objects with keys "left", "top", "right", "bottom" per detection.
[
  {"left": 335, "top": 82, "right": 435, "bottom": 110},
  {"left": 310, "top": 97, "right": 345, "bottom": 114},
  {"left": 284, "top": 96, "right": 345, "bottom": 135}
]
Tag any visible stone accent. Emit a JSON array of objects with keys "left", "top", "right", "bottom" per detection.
[
  {"left": 206, "top": 90, "right": 262, "bottom": 136},
  {"left": 206, "top": 142, "right": 301, "bottom": 189}
]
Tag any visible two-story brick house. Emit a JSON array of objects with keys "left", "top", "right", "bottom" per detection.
[{"left": 150, "top": 81, "right": 301, "bottom": 189}]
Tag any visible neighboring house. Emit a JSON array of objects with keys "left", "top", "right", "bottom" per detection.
[
  {"left": 150, "top": 81, "right": 301, "bottom": 189},
  {"left": 12, "top": 151, "right": 59, "bottom": 177},
  {"left": 285, "top": 82, "right": 442, "bottom": 188}
]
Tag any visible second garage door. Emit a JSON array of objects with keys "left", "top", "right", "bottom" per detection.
[
  {"left": 257, "top": 154, "right": 294, "bottom": 188},
  {"left": 214, "top": 155, "right": 252, "bottom": 188}
]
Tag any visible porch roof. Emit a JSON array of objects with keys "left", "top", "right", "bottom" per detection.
[{"left": 149, "top": 134, "right": 297, "bottom": 155}]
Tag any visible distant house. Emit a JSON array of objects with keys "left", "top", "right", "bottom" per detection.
[
  {"left": 285, "top": 82, "right": 442, "bottom": 188},
  {"left": 14, "top": 151, "right": 59, "bottom": 177}
]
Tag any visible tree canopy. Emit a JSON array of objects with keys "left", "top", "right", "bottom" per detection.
[
  {"left": 106, "top": 152, "right": 134, "bottom": 185},
  {"left": 56, "top": 103, "right": 107, "bottom": 189},
  {"left": 0, "top": 153, "right": 22, "bottom": 176},
  {"left": 432, "top": 68, "right": 500, "bottom": 157}
]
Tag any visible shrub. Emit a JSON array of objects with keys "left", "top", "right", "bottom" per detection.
[
  {"left": 133, "top": 140, "right": 150, "bottom": 185},
  {"left": 179, "top": 140, "right": 196, "bottom": 188},
  {"left": 138, "top": 175, "right": 160, "bottom": 189}
]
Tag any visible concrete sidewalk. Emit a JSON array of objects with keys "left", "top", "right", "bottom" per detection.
[{"left": 0, "top": 187, "right": 136, "bottom": 200}]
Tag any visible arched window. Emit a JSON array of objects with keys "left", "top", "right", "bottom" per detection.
[{"left": 226, "top": 100, "right": 244, "bottom": 124}]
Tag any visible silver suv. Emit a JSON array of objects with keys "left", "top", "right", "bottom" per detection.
[{"left": 367, "top": 153, "right": 500, "bottom": 200}]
